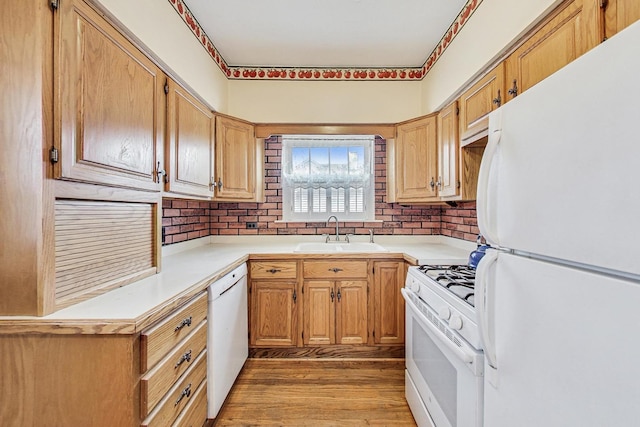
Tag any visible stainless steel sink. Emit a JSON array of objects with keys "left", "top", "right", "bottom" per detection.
[{"left": 293, "top": 242, "right": 388, "bottom": 253}]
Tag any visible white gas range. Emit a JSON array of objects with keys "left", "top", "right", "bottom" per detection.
[{"left": 403, "top": 264, "right": 484, "bottom": 427}]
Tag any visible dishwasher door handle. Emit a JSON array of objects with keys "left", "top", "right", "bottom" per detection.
[{"left": 218, "top": 278, "right": 245, "bottom": 297}]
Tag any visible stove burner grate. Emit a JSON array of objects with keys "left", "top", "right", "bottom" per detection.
[{"left": 417, "top": 264, "right": 476, "bottom": 307}]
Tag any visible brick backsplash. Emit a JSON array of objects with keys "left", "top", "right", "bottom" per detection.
[
  {"left": 441, "top": 201, "right": 479, "bottom": 241},
  {"left": 162, "top": 199, "right": 211, "bottom": 244},
  {"left": 162, "top": 136, "right": 478, "bottom": 245}
]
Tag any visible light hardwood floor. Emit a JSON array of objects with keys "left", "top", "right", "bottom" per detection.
[{"left": 213, "top": 358, "right": 417, "bottom": 426}]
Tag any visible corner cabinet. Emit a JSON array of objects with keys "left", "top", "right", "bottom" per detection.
[
  {"left": 214, "top": 115, "right": 264, "bottom": 202},
  {"left": 387, "top": 114, "right": 439, "bottom": 203},
  {"left": 372, "top": 261, "right": 406, "bottom": 345},
  {"left": 165, "top": 78, "right": 215, "bottom": 198},
  {"left": 54, "top": 0, "right": 165, "bottom": 191}
]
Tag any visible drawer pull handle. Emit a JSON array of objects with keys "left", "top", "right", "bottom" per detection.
[
  {"left": 175, "top": 383, "right": 192, "bottom": 406},
  {"left": 329, "top": 268, "right": 343, "bottom": 273},
  {"left": 174, "top": 316, "right": 192, "bottom": 332},
  {"left": 175, "top": 349, "right": 192, "bottom": 369},
  {"left": 267, "top": 268, "right": 281, "bottom": 274}
]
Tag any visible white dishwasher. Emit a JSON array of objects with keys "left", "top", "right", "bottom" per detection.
[{"left": 207, "top": 263, "right": 248, "bottom": 418}]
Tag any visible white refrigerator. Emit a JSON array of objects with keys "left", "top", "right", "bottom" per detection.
[{"left": 476, "top": 20, "right": 640, "bottom": 427}]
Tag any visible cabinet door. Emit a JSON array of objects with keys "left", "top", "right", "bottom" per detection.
[
  {"left": 505, "top": 0, "right": 600, "bottom": 102},
  {"left": 390, "top": 115, "right": 438, "bottom": 203},
  {"left": 373, "top": 262, "right": 405, "bottom": 345},
  {"left": 55, "top": 0, "right": 164, "bottom": 191},
  {"left": 250, "top": 281, "right": 297, "bottom": 347},
  {"left": 437, "top": 102, "right": 459, "bottom": 199},
  {"left": 458, "top": 62, "right": 504, "bottom": 143},
  {"left": 214, "top": 115, "right": 258, "bottom": 200},
  {"left": 165, "top": 79, "right": 214, "bottom": 197},
  {"left": 335, "top": 280, "right": 368, "bottom": 345},
  {"left": 303, "top": 281, "right": 335, "bottom": 345},
  {"left": 604, "top": 0, "right": 640, "bottom": 38}
]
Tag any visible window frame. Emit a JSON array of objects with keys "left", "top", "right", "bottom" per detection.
[{"left": 281, "top": 135, "right": 375, "bottom": 222}]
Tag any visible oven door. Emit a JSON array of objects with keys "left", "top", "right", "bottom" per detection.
[{"left": 402, "top": 289, "right": 483, "bottom": 427}]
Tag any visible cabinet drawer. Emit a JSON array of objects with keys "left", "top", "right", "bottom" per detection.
[
  {"left": 303, "top": 261, "right": 368, "bottom": 279},
  {"left": 171, "top": 379, "right": 208, "bottom": 427},
  {"left": 141, "top": 292, "right": 207, "bottom": 371},
  {"left": 141, "top": 350, "right": 207, "bottom": 427},
  {"left": 250, "top": 261, "right": 297, "bottom": 279},
  {"left": 141, "top": 320, "right": 207, "bottom": 417}
]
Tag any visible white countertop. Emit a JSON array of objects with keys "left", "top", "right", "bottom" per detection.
[{"left": 0, "top": 235, "right": 473, "bottom": 333}]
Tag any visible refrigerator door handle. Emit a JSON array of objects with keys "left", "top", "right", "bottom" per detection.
[
  {"left": 476, "top": 250, "right": 498, "bottom": 371},
  {"left": 477, "top": 126, "right": 501, "bottom": 247}
]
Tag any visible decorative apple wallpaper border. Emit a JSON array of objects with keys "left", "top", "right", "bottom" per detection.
[{"left": 168, "top": 0, "right": 482, "bottom": 81}]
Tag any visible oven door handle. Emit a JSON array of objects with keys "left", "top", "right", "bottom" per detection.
[{"left": 402, "top": 288, "right": 474, "bottom": 364}]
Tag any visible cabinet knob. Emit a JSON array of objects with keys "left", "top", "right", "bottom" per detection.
[
  {"left": 328, "top": 268, "right": 343, "bottom": 273},
  {"left": 174, "top": 349, "right": 192, "bottom": 369},
  {"left": 174, "top": 316, "right": 192, "bottom": 332},
  {"left": 174, "top": 383, "right": 192, "bottom": 407},
  {"left": 492, "top": 90, "right": 502, "bottom": 107},
  {"left": 429, "top": 178, "right": 436, "bottom": 189},
  {"left": 508, "top": 79, "right": 518, "bottom": 97},
  {"left": 266, "top": 268, "right": 281, "bottom": 274}
]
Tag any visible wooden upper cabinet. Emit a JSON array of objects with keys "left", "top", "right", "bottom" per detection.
[
  {"left": 165, "top": 79, "right": 215, "bottom": 198},
  {"left": 214, "top": 115, "right": 263, "bottom": 201},
  {"left": 54, "top": 0, "right": 164, "bottom": 191},
  {"left": 604, "top": 0, "right": 640, "bottom": 39},
  {"left": 437, "top": 102, "right": 459, "bottom": 199},
  {"left": 388, "top": 114, "right": 438, "bottom": 203},
  {"left": 458, "top": 62, "right": 504, "bottom": 144},
  {"left": 505, "top": 0, "right": 601, "bottom": 102}
]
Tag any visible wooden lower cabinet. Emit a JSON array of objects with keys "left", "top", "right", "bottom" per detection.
[
  {"left": 303, "top": 280, "right": 368, "bottom": 345},
  {"left": 250, "top": 281, "right": 298, "bottom": 347},
  {"left": 372, "top": 261, "right": 406, "bottom": 345},
  {"left": 0, "top": 293, "right": 208, "bottom": 427},
  {"left": 249, "top": 258, "right": 406, "bottom": 354}
]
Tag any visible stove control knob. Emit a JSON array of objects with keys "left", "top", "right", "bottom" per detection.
[
  {"left": 438, "top": 307, "right": 451, "bottom": 320},
  {"left": 449, "top": 315, "right": 463, "bottom": 330},
  {"left": 410, "top": 279, "right": 420, "bottom": 294}
]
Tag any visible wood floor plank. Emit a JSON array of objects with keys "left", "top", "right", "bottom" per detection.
[{"left": 213, "top": 359, "right": 416, "bottom": 426}]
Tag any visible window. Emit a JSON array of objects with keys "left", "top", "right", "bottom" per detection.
[{"left": 281, "top": 135, "right": 375, "bottom": 221}]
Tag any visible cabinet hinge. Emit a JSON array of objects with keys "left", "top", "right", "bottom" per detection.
[
  {"left": 456, "top": 106, "right": 460, "bottom": 115},
  {"left": 49, "top": 147, "right": 59, "bottom": 164},
  {"left": 164, "top": 80, "right": 169, "bottom": 95},
  {"left": 372, "top": 330, "right": 375, "bottom": 338},
  {"left": 302, "top": 331, "right": 304, "bottom": 339},
  {"left": 50, "top": 0, "right": 59, "bottom": 11},
  {"left": 599, "top": 0, "right": 608, "bottom": 9},
  {"left": 457, "top": 180, "right": 461, "bottom": 189}
]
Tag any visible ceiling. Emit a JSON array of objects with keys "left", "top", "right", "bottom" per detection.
[{"left": 173, "top": 0, "right": 481, "bottom": 80}]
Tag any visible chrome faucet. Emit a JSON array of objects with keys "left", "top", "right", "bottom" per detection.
[{"left": 327, "top": 215, "right": 340, "bottom": 241}]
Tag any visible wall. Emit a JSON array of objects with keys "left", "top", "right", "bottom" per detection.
[
  {"left": 228, "top": 80, "right": 422, "bottom": 123},
  {"left": 94, "top": 0, "right": 228, "bottom": 112},
  {"left": 162, "top": 137, "right": 447, "bottom": 243},
  {"left": 420, "top": 0, "right": 563, "bottom": 112}
]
